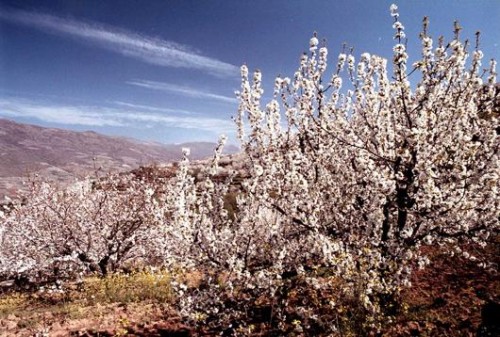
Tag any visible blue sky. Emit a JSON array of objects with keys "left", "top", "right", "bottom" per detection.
[{"left": 0, "top": 0, "right": 499, "bottom": 144}]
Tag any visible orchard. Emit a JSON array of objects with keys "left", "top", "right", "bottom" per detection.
[{"left": 1, "top": 4, "right": 498, "bottom": 336}]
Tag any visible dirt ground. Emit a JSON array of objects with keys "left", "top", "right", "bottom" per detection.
[{"left": 1, "top": 241, "right": 498, "bottom": 336}]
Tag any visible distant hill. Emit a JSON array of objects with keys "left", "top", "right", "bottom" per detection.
[{"left": 0, "top": 118, "right": 238, "bottom": 198}]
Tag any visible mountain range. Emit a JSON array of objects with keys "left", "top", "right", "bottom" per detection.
[{"left": 0, "top": 118, "right": 238, "bottom": 198}]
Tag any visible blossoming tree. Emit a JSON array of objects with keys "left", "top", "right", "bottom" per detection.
[
  {"left": 170, "top": 4, "right": 499, "bottom": 332},
  {"left": 0, "top": 171, "right": 170, "bottom": 280}
]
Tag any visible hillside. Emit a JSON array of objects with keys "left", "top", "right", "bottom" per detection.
[{"left": 0, "top": 118, "right": 238, "bottom": 198}]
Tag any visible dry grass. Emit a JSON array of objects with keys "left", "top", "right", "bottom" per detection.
[
  {"left": 80, "top": 269, "right": 173, "bottom": 304},
  {"left": 0, "top": 270, "right": 174, "bottom": 336}
]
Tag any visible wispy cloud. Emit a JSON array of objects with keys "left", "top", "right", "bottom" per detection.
[
  {"left": 112, "top": 101, "right": 193, "bottom": 115},
  {"left": 0, "top": 98, "right": 234, "bottom": 133},
  {"left": 0, "top": 8, "right": 239, "bottom": 78},
  {"left": 127, "top": 80, "right": 237, "bottom": 104},
  {"left": 0, "top": 98, "right": 124, "bottom": 127}
]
